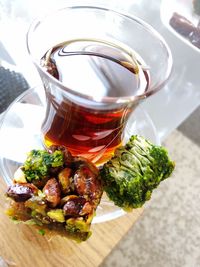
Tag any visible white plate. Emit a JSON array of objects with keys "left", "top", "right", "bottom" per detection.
[
  {"left": 160, "top": 0, "right": 200, "bottom": 52},
  {"left": 0, "top": 86, "right": 160, "bottom": 223}
]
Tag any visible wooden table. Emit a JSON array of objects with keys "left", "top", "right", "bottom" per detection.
[{"left": 0, "top": 179, "right": 143, "bottom": 267}]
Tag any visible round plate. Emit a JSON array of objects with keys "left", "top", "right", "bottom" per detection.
[
  {"left": 160, "top": 0, "right": 200, "bottom": 52},
  {"left": 0, "top": 86, "right": 160, "bottom": 223}
]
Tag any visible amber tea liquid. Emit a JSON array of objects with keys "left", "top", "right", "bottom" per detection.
[{"left": 40, "top": 39, "right": 149, "bottom": 163}]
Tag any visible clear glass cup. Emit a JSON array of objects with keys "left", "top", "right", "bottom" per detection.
[{"left": 26, "top": 5, "right": 172, "bottom": 164}]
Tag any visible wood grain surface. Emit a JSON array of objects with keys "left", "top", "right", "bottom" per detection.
[{"left": 0, "top": 180, "right": 143, "bottom": 267}]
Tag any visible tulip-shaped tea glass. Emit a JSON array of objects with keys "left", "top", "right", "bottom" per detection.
[{"left": 27, "top": 6, "right": 172, "bottom": 164}]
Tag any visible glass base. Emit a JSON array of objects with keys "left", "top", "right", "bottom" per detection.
[{"left": 0, "top": 86, "right": 160, "bottom": 223}]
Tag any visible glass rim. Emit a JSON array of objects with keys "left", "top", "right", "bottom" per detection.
[{"left": 26, "top": 5, "right": 173, "bottom": 104}]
